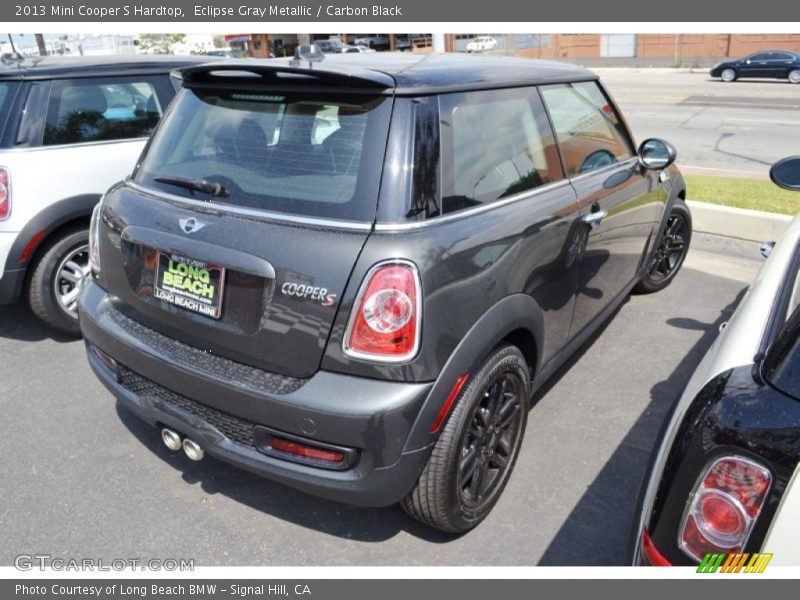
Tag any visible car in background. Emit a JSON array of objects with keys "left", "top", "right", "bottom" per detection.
[
  {"left": 352, "top": 35, "right": 390, "bottom": 50},
  {"left": 314, "top": 39, "right": 349, "bottom": 54},
  {"left": 204, "top": 49, "right": 235, "bottom": 58},
  {"left": 344, "top": 45, "right": 376, "bottom": 54},
  {"left": 466, "top": 36, "right": 499, "bottom": 53},
  {"left": 395, "top": 35, "right": 412, "bottom": 52},
  {"left": 632, "top": 156, "right": 800, "bottom": 566},
  {"left": 710, "top": 51, "right": 800, "bottom": 83},
  {"left": 0, "top": 54, "right": 211, "bottom": 334}
]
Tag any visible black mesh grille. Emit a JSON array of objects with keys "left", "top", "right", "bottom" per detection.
[
  {"left": 108, "top": 308, "right": 307, "bottom": 395},
  {"left": 118, "top": 366, "right": 256, "bottom": 449}
]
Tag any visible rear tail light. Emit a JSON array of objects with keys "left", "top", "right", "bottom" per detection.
[
  {"left": 679, "top": 456, "right": 771, "bottom": 561},
  {"left": 0, "top": 167, "right": 10, "bottom": 220},
  {"left": 89, "top": 203, "right": 102, "bottom": 273},
  {"left": 343, "top": 261, "right": 421, "bottom": 362}
]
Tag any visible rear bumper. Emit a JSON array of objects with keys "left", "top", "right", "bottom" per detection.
[{"left": 79, "top": 279, "right": 436, "bottom": 507}]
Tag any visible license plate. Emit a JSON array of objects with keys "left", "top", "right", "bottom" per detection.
[{"left": 154, "top": 252, "right": 225, "bottom": 319}]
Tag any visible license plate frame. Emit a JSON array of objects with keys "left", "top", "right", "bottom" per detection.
[{"left": 153, "top": 252, "right": 226, "bottom": 320}]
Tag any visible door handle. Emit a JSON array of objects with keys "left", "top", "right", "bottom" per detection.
[{"left": 582, "top": 209, "right": 608, "bottom": 229}]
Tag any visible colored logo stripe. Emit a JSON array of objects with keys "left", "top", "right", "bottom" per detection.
[{"left": 697, "top": 553, "right": 772, "bottom": 573}]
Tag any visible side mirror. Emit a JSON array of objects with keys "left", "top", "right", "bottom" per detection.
[
  {"left": 637, "top": 138, "right": 677, "bottom": 170},
  {"left": 769, "top": 156, "right": 800, "bottom": 191}
]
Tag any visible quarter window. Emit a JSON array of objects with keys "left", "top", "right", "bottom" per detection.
[
  {"left": 439, "top": 87, "right": 564, "bottom": 215},
  {"left": 540, "top": 81, "right": 634, "bottom": 176},
  {"left": 43, "top": 76, "right": 166, "bottom": 146}
]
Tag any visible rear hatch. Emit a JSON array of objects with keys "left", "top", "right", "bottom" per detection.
[{"left": 96, "top": 63, "right": 394, "bottom": 378}]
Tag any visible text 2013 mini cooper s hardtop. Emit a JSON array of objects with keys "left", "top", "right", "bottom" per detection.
[{"left": 80, "top": 51, "right": 691, "bottom": 532}]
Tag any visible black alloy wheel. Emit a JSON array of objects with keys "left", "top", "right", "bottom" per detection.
[
  {"left": 402, "top": 344, "right": 529, "bottom": 533},
  {"left": 634, "top": 202, "right": 692, "bottom": 294}
]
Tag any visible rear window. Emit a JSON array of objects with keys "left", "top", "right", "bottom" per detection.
[{"left": 135, "top": 88, "right": 392, "bottom": 222}]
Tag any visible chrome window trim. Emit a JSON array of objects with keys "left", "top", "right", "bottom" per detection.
[
  {"left": 125, "top": 180, "right": 374, "bottom": 231},
  {"left": 1, "top": 137, "right": 148, "bottom": 153},
  {"left": 374, "top": 179, "right": 573, "bottom": 232}
]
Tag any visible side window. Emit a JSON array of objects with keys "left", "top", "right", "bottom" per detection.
[
  {"left": 439, "top": 87, "right": 564, "bottom": 215},
  {"left": 770, "top": 52, "right": 793, "bottom": 61},
  {"left": 43, "top": 76, "right": 165, "bottom": 146},
  {"left": 540, "top": 81, "right": 634, "bottom": 176},
  {"left": 749, "top": 53, "right": 769, "bottom": 61}
]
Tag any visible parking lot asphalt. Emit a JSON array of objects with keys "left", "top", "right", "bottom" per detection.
[
  {"left": 0, "top": 234, "right": 764, "bottom": 566},
  {"left": 599, "top": 70, "right": 800, "bottom": 179}
]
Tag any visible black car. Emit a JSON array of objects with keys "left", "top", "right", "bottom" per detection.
[
  {"left": 710, "top": 51, "right": 800, "bottom": 83},
  {"left": 631, "top": 157, "right": 800, "bottom": 566},
  {"left": 79, "top": 51, "right": 691, "bottom": 533}
]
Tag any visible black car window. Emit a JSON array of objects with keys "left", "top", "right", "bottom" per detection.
[
  {"left": 438, "top": 86, "right": 564, "bottom": 215},
  {"left": 43, "top": 76, "right": 166, "bottom": 146},
  {"left": 540, "top": 81, "right": 634, "bottom": 177},
  {"left": 748, "top": 53, "right": 770, "bottom": 61},
  {"left": 762, "top": 244, "right": 800, "bottom": 401},
  {"left": 769, "top": 52, "right": 794, "bottom": 61},
  {"left": 135, "top": 88, "right": 392, "bottom": 222},
  {"left": 0, "top": 81, "right": 20, "bottom": 141}
]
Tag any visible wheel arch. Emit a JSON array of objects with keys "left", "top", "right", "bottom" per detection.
[
  {"left": 4, "top": 193, "right": 99, "bottom": 302},
  {"left": 402, "top": 293, "right": 545, "bottom": 452}
]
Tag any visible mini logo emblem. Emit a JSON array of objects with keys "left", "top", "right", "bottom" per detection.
[{"left": 179, "top": 218, "right": 205, "bottom": 234}]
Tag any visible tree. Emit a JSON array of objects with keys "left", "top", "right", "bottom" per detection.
[{"left": 136, "top": 34, "right": 186, "bottom": 55}]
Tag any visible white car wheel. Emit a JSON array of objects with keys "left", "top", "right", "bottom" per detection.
[
  {"left": 789, "top": 70, "right": 800, "bottom": 84},
  {"left": 721, "top": 68, "right": 737, "bottom": 82}
]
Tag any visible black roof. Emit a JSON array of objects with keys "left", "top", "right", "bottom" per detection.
[
  {"left": 179, "top": 53, "right": 598, "bottom": 95},
  {"left": 0, "top": 54, "right": 216, "bottom": 80}
]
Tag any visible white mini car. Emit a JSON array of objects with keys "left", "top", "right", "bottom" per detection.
[
  {"left": 0, "top": 54, "right": 208, "bottom": 334},
  {"left": 632, "top": 156, "right": 800, "bottom": 566}
]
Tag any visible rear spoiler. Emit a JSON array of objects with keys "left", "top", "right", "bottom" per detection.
[{"left": 172, "top": 61, "right": 395, "bottom": 93}]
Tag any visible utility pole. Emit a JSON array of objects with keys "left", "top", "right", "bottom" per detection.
[
  {"left": 35, "top": 33, "right": 47, "bottom": 56},
  {"left": 6, "top": 34, "right": 17, "bottom": 55}
]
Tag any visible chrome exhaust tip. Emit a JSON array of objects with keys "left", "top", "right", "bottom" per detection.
[
  {"left": 161, "top": 428, "right": 182, "bottom": 451},
  {"left": 182, "top": 438, "right": 204, "bottom": 461}
]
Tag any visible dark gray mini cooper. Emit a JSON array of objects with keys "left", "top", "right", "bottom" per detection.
[{"left": 79, "top": 51, "right": 691, "bottom": 532}]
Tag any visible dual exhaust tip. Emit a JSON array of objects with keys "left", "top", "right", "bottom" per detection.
[{"left": 161, "top": 427, "right": 204, "bottom": 461}]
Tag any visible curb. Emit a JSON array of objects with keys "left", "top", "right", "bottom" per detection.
[{"left": 686, "top": 200, "right": 793, "bottom": 243}]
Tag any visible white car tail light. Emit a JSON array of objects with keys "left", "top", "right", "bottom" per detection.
[
  {"left": 0, "top": 167, "right": 10, "bottom": 220},
  {"left": 343, "top": 260, "right": 421, "bottom": 362},
  {"left": 680, "top": 456, "right": 771, "bottom": 561},
  {"left": 89, "top": 203, "right": 102, "bottom": 274}
]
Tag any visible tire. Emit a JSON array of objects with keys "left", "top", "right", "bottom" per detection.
[
  {"left": 721, "top": 68, "right": 737, "bottom": 82},
  {"left": 789, "top": 70, "right": 800, "bottom": 84},
  {"left": 402, "top": 344, "right": 530, "bottom": 533},
  {"left": 27, "top": 227, "right": 90, "bottom": 336},
  {"left": 634, "top": 202, "right": 692, "bottom": 294}
]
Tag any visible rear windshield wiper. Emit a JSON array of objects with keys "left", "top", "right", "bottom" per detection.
[{"left": 154, "top": 175, "right": 230, "bottom": 198}]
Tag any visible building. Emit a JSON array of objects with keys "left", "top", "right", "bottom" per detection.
[{"left": 515, "top": 34, "right": 800, "bottom": 66}]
